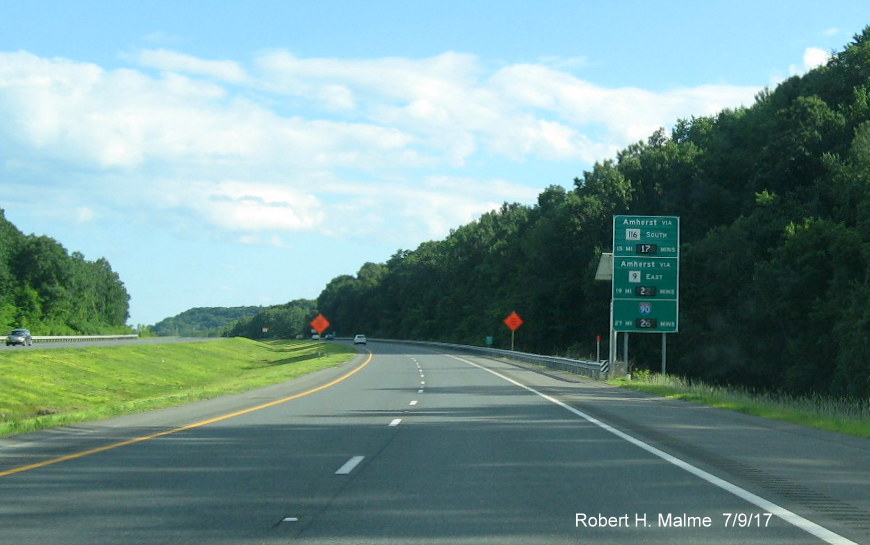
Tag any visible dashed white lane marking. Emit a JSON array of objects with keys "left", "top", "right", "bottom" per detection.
[
  {"left": 334, "top": 456, "right": 365, "bottom": 475},
  {"left": 389, "top": 418, "right": 402, "bottom": 427},
  {"left": 409, "top": 400, "right": 418, "bottom": 406},
  {"left": 418, "top": 361, "right": 425, "bottom": 390}
]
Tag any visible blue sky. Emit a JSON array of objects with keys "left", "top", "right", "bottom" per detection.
[{"left": 0, "top": 1, "right": 867, "bottom": 327}]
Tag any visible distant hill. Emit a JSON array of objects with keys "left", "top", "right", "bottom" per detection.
[
  {"left": 151, "top": 306, "right": 264, "bottom": 337},
  {"left": 222, "top": 299, "right": 318, "bottom": 339}
]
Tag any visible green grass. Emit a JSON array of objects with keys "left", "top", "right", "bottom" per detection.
[
  {"left": 0, "top": 338, "right": 357, "bottom": 438},
  {"left": 610, "top": 371, "right": 870, "bottom": 438}
]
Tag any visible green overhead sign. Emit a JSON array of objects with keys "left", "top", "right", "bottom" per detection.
[
  {"left": 612, "top": 216, "right": 680, "bottom": 333},
  {"left": 612, "top": 300, "right": 679, "bottom": 331},
  {"left": 613, "top": 215, "right": 679, "bottom": 258}
]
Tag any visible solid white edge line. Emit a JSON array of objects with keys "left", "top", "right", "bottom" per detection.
[
  {"left": 448, "top": 354, "right": 859, "bottom": 545},
  {"left": 335, "top": 455, "right": 365, "bottom": 475}
]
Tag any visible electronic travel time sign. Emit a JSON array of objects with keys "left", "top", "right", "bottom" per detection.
[{"left": 612, "top": 216, "right": 679, "bottom": 333}]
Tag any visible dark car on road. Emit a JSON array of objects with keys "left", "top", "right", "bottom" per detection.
[{"left": 6, "top": 329, "right": 33, "bottom": 346}]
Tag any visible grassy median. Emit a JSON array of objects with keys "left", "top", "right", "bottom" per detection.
[
  {"left": 610, "top": 371, "right": 870, "bottom": 438},
  {"left": 0, "top": 338, "right": 357, "bottom": 438}
]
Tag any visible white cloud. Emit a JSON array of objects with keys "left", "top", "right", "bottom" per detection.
[
  {"left": 535, "top": 55, "right": 592, "bottom": 70},
  {"left": 254, "top": 50, "right": 480, "bottom": 103},
  {"left": 237, "top": 234, "right": 292, "bottom": 248},
  {"left": 0, "top": 48, "right": 762, "bottom": 245},
  {"left": 0, "top": 51, "right": 430, "bottom": 173},
  {"left": 175, "top": 180, "right": 325, "bottom": 232},
  {"left": 803, "top": 47, "right": 831, "bottom": 70},
  {"left": 137, "top": 49, "right": 248, "bottom": 83},
  {"left": 75, "top": 206, "right": 95, "bottom": 223},
  {"left": 0, "top": 51, "right": 245, "bottom": 168},
  {"left": 315, "top": 174, "right": 540, "bottom": 243},
  {"left": 489, "top": 64, "right": 757, "bottom": 148},
  {"left": 789, "top": 47, "right": 831, "bottom": 75},
  {"left": 143, "top": 31, "right": 184, "bottom": 45},
  {"left": 396, "top": 175, "right": 539, "bottom": 238}
]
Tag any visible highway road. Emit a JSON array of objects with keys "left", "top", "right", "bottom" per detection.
[{"left": 0, "top": 341, "right": 867, "bottom": 544}]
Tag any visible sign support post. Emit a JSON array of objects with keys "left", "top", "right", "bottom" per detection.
[
  {"left": 662, "top": 333, "right": 667, "bottom": 375},
  {"left": 609, "top": 301, "right": 616, "bottom": 377},
  {"left": 503, "top": 311, "right": 524, "bottom": 351},
  {"left": 624, "top": 332, "right": 629, "bottom": 375}
]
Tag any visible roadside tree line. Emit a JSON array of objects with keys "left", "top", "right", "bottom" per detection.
[
  {"left": 311, "top": 28, "right": 870, "bottom": 399},
  {"left": 0, "top": 210, "right": 131, "bottom": 334}
]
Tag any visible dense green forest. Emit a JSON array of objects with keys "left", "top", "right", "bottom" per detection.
[
  {"left": 0, "top": 210, "right": 131, "bottom": 334},
  {"left": 310, "top": 28, "right": 870, "bottom": 399},
  {"left": 151, "top": 306, "right": 265, "bottom": 337},
  {"left": 223, "top": 299, "right": 317, "bottom": 339}
]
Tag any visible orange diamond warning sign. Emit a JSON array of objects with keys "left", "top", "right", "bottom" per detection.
[
  {"left": 310, "top": 314, "right": 330, "bottom": 334},
  {"left": 503, "top": 311, "right": 524, "bottom": 331}
]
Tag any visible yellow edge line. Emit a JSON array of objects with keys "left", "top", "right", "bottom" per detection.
[{"left": 0, "top": 351, "right": 373, "bottom": 478}]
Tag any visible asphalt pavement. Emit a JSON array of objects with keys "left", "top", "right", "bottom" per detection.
[{"left": 0, "top": 341, "right": 867, "bottom": 544}]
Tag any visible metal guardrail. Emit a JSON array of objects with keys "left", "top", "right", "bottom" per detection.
[
  {"left": 374, "top": 339, "right": 603, "bottom": 379},
  {"left": 3, "top": 334, "right": 602, "bottom": 378},
  {"left": 2, "top": 334, "right": 139, "bottom": 344}
]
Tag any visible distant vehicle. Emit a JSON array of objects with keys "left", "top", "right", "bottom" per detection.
[
  {"left": 311, "top": 334, "right": 321, "bottom": 340},
  {"left": 6, "top": 329, "right": 33, "bottom": 347},
  {"left": 324, "top": 333, "right": 335, "bottom": 340},
  {"left": 353, "top": 334, "right": 367, "bottom": 345}
]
